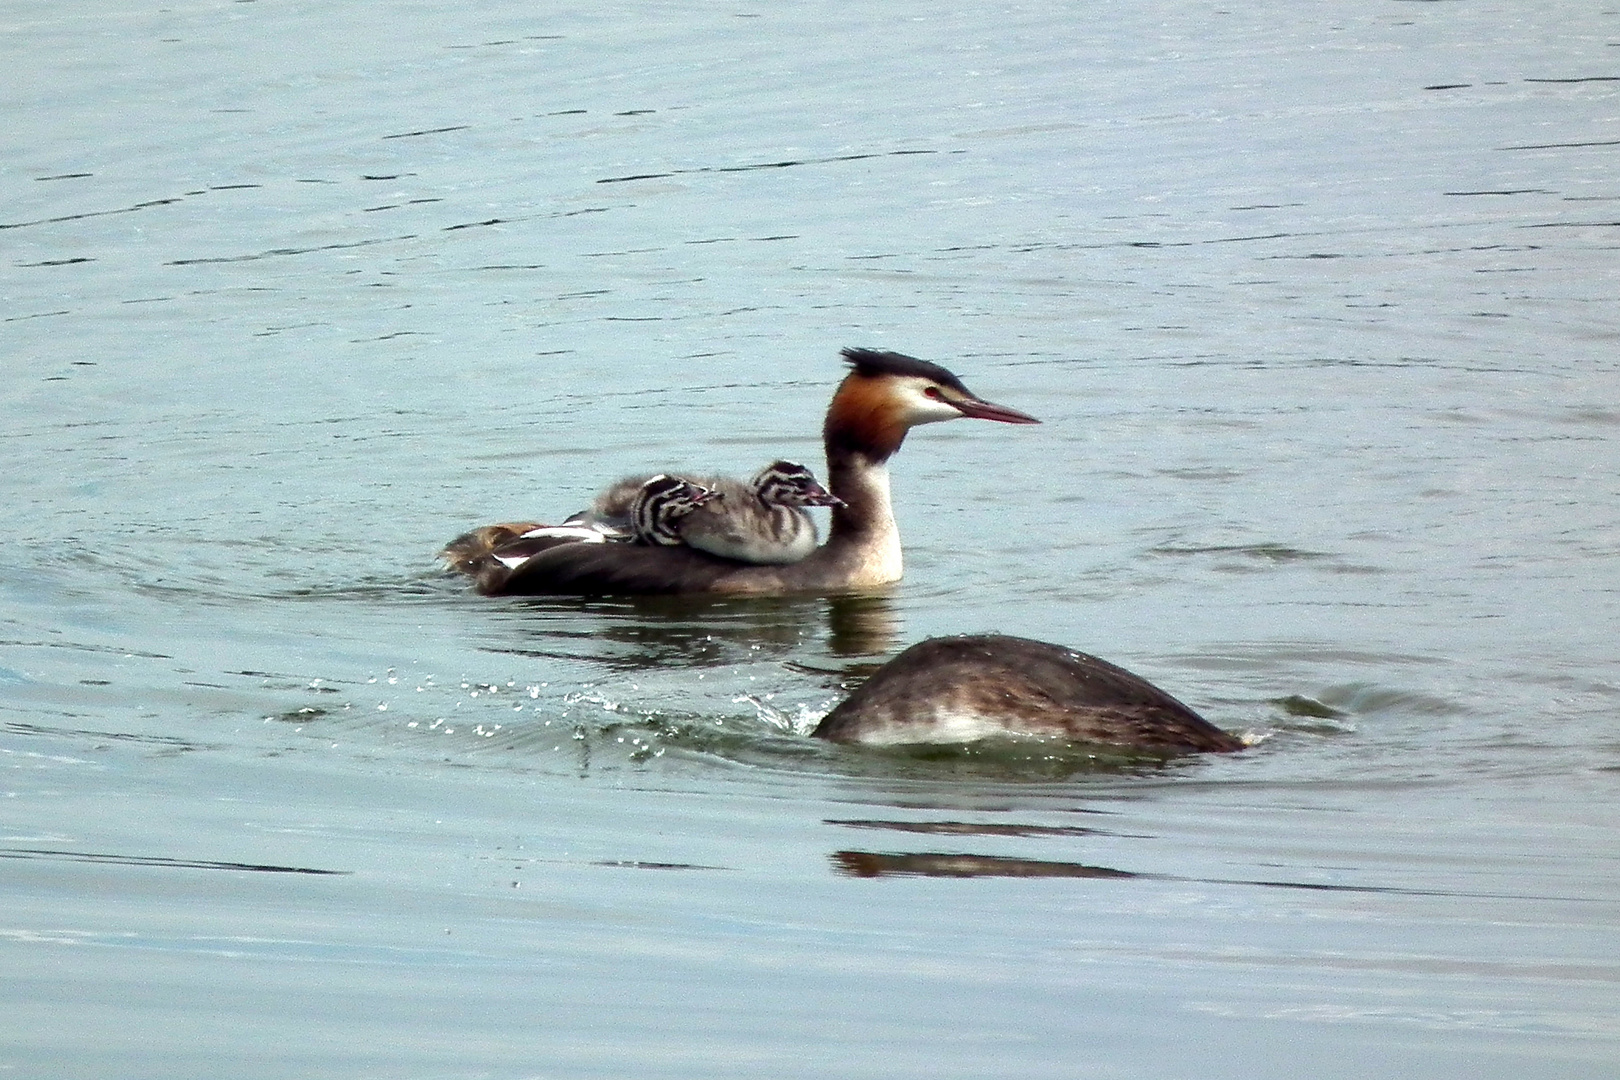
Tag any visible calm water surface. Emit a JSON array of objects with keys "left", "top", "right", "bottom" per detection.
[{"left": 3, "top": 1, "right": 1618, "bottom": 1077}]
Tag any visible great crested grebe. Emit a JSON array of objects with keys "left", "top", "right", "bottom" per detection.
[
  {"left": 443, "top": 348, "right": 1039, "bottom": 596},
  {"left": 584, "top": 460, "right": 841, "bottom": 565},
  {"left": 812, "top": 634, "right": 1246, "bottom": 753}
]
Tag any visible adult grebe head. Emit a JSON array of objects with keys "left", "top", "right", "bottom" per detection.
[{"left": 825, "top": 348, "right": 1041, "bottom": 463}]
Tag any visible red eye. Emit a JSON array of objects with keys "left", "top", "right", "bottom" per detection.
[{"left": 924, "top": 386, "right": 943, "bottom": 400}]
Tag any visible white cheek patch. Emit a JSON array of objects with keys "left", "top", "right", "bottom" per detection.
[{"left": 895, "top": 378, "right": 969, "bottom": 426}]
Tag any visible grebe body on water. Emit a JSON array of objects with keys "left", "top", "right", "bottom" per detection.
[
  {"left": 812, "top": 634, "right": 1245, "bottom": 753},
  {"left": 443, "top": 348, "right": 1039, "bottom": 596},
  {"left": 585, "top": 460, "right": 840, "bottom": 565}
]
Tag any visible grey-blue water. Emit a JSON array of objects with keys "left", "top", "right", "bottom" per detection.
[{"left": 4, "top": 2, "right": 1618, "bottom": 1077}]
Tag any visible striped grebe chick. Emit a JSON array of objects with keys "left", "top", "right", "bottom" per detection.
[
  {"left": 626, "top": 475, "right": 722, "bottom": 546},
  {"left": 682, "top": 459, "right": 842, "bottom": 564},
  {"left": 812, "top": 634, "right": 1245, "bottom": 753},
  {"left": 443, "top": 348, "right": 1039, "bottom": 596},
  {"left": 586, "top": 460, "right": 840, "bottom": 565}
]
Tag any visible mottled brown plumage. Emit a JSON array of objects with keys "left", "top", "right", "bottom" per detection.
[{"left": 439, "top": 522, "right": 541, "bottom": 575}]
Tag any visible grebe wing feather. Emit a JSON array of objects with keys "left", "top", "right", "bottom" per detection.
[{"left": 486, "top": 538, "right": 768, "bottom": 596}]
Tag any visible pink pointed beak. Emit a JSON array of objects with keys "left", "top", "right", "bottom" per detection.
[
  {"left": 801, "top": 481, "right": 845, "bottom": 508},
  {"left": 953, "top": 394, "right": 1041, "bottom": 425}
]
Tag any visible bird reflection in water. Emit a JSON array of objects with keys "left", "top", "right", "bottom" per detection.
[
  {"left": 833, "top": 851, "right": 1138, "bottom": 880},
  {"left": 826, "top": 819, "right": 1109, "bottom": 838},
  {"left": 827, "top": 815, "right": 1139, "bottom": 879},
  {"left": 491, "top": 590, "right": 901, "bottom": 671}
]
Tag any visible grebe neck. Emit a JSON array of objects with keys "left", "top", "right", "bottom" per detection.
[{"left": 819, "top": 447, "right": 902, "bottom": 587}]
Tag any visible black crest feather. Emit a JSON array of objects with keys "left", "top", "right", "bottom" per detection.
[{"left": 839, "top": 347, "right": 968, "bottom": 393}]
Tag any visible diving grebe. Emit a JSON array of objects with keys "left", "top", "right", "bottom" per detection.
[
  {"left": 812, "top": 634, "right": 1245, "bottom": 753},
  {"left": 584, "top": 460, "right": 841, "bottom": 565},
  {"left": 443, "top": 348, "right": 1039, "bottom": 596}
]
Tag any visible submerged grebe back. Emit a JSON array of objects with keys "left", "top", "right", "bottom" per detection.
[{"left": 812, "top": 634, "right": 1245, "bottom": 753}]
